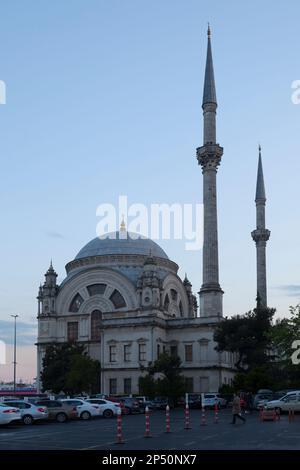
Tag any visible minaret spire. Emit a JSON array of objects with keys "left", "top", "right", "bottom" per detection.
[
  {"left": 251, "top": 146, "right": 270, "bottom": 308},
  {"left": 203, "top": 24, "right": 217, "bottom": 108},
  {"left": 197, "top": 27, "right": 224, "bottom": 318},
  {"left": 255, "top": 145, "right": 266, "bottom": 201}
]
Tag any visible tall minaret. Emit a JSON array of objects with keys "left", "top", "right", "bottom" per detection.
[
  {"left": 251, "top": 146, "right": 270, "bottom": 307},
  {"left": 197, "top": 26, "right": 224, "bottom": 317}
]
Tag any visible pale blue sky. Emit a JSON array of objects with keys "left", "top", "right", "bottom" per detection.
[{"left": 0, "top": 0, "right": 300, "bottom": 380}]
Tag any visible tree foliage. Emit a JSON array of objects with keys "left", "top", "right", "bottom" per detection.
[
  {"left": 214, "top": 306, "right": 275, "bottom": 371},
  {"left": 41, "top": 343, "right": 101, "bottom": 395},
  {"left": 139, "top": 353, "right": 185, "bottom": 399},
  {"left": 269, "top": 305, "right": 300, "bottom": 388},
  {"left": 214, "top": 304, "right": 300, "bottom": 391}
]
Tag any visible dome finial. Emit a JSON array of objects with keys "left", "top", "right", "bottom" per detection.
[{"left": 120, "top": 214, "right": 126, "bottom": 232}]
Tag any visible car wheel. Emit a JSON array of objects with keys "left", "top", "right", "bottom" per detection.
[
  {"left": 80, "top": 411, "right": 91, "bottom": 420},
  {"left": 103, "top": 409, "right": 113, "bottom": 418},
  {"left": 275, "top": 407, "right": 282, "bottom": 414},
  {"left": 56, "top": 412, "right": 67, "bottom": 423},
  {"left": 124, "top": 407, "right": 131, "bottom": 415},
  {"left": 22, "top": 415, "right": 34, "bottom": 425}
]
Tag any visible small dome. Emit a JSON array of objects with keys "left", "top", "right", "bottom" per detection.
[{"left": 75, "top": 231, "right": 169, "bottom": 260}]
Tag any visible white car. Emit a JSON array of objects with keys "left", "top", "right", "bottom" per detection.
[
  {"left": 264, "top": 392, "right": 300, "bottom": 413},
  {"left": 0, "top": 403, "right": 21, "bottom": 425},
  {"left": 202, "top": 393, "right": 227, "bottom": 409},
  {"left": 85, "top": 398, "right": 120, "bottom": 418},
  {"left": 59, "top": 399, "right": 100, "bottom": 420},
  {"left": 3, "top": 400, "right": 49, "bottom": 425}
]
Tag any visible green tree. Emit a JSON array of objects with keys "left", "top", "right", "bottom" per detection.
[
  {"left": 214, "top": 306, "right": 275, "bottom": 371},
  {"left": 269, "top": 305, "right": 300, "bottom": 388},
  {"left": 139, "top": 353, "right": 185, "bottom": 400},
  {"left": 41, "top": 343, "right": 101, "bottom": 395}
]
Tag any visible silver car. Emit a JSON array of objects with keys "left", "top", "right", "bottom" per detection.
[
  {"left": 264, "top": 393, "right": 300, "bottom": 413},
  {"left": 0, "top": 403, "right": 21, "bottom": 425},
  {"left": 85, "top": 398, "right": 120, "bottom": 418},
  {"left": 3, "top": 400, "right": 48, "bottom": 425}
]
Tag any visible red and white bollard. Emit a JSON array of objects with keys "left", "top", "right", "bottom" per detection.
[
  {"left": 214, "top": 403, "right": 219, "bottom": 424},
  {"left": 289, "top": 408, "right": 295, "bottom": 423},
  {"left": 201, "top": 406, "right": 207, "bottom": 426},
  {"left": 115, "top": 408, "right": 124, "bottom": 444},
  {"left": 144, "top": 406, "right": 152, "bottom": 438},
  {"left": 165, "top": 404, "right": 171, "bottom": 433},
  {"left": 184, "top": 403, "right": 191, "bottom": 429}
]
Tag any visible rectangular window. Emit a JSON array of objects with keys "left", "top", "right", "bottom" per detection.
[
  {"left": 109, "top": 345, "right": 117, "bottom": 362},
  {"left": 185, "top": 377, "right": 194, "bottom": 393},
  {"left": 124, "top": 345, "right": 131, "bottom": 362},
  {"left": 170, "top": 345, "right": 178, "bottom": 357},
  {"left": 200, "top": 376, "right": 209, "bottom": 393},
  {"left": 67, "top": 322, "right": 78, "bottom": 342},
  {"left": 109, "top": 378, "right": 117, "bottom": 395},
  {"left": 200, "top": 343, "right": 208, "bottom": 361},
  {"left": 185, "top": 344, "right": 193, "bottom": 362},
  {"left": 124, "top": 378, "right": 132, "bottom": 395},
  {"left": 139, "top": 343, "right": 146, "bottom": 362},
  {"left": 157, "top": 344, "right": 161, "bottom": 358}
]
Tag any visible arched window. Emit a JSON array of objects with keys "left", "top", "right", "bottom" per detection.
[
  {"left": 164, "top": 294, "right": 170, "bottom": 311},
  {"left": 91, "top": 310, "right": 102, "bottom": 340},
  {"left": 69, "top": 293, "right": 84, "bottom": 312},
  {"left": 170, "top": 289, "right": 178, "bottom": 301},
  {"left": 87, "top": 284, "right": 107, "bottom": 296},
  {"left": 109, "top": 289, "right": 126, "bottom": 309}
]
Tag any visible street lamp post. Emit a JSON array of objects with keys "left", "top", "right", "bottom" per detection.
[{"left": 11, "top": 315, "right": 18, "bottom": 393}]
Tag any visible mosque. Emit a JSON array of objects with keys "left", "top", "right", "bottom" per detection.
[{"left": 36, "top": 28, "right": 269, "bottom": 395}]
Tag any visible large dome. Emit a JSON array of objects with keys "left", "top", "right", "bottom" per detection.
[{"left": 75, "top": 231, "right": 169, "bottom": 260}]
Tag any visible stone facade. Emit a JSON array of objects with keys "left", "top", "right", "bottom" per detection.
[{"left": 37, "top": 247, "right": 235, "bottom": 394}]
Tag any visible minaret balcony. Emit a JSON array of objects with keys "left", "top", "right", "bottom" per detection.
[
  {"left": 251, "top": 228, "right": 271, "bottom": 243},
  {"left": 197, "top": 143, "right": 223, "bottom": 171}
]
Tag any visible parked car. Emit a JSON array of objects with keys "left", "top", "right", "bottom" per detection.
[
  {"left": 3, "top": 400, "right": 48, "bottom": 425},
  {"left": 59, "top": 399, "right": 100, "bottom": 420},
  {"left": 177, "top": 394, "right": 202, "bottom": 408},
  {"left": 202, "top": 393, "right": 227, "bottom": 409},
  {"left": 118, "top": 397, "right": 142, "bottom": 414},
  {"left": 85, "top": 399, "right": 120, "bottom": 418},
  {"left": 253, "top": 392, "right": 274, "bottom": 409},
  {"left": 105, "top": 396, "right": 125, "bottom": 413},
  {"left": 151, "top": 397, "right": 174, "bottom": 410},
  {"left": 138, "top": 399, "right": 156, "bottom": 412},
  {"left": 218, "top": 394, "right": 234, "bottom": 408},
  {"left": 257, "top": 389, "right": 273, "bottom": 394},
  {"left": 256, "top": 392, "right": 285, "bottom": 410},
  {"left": 35, "top": 400, "right": 78, "bottom": 422},
  {"left": 264, "top": 391, "right": 300, "bottom": 413},
  {"left": 0, "top": 403, "right": 21, "bottom": 425}
]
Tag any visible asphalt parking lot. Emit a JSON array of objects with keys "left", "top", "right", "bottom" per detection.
[{"left": 0, "top": 409, "right": 300, "bottom": 450}]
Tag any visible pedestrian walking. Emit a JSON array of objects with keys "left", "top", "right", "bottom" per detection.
[{"left": 231, "top": 393, "right": 246, "bottom": 424}]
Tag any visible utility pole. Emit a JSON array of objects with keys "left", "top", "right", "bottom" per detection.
[{"left": 11, "top": 315, "right": 18, "bottom": 393}]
